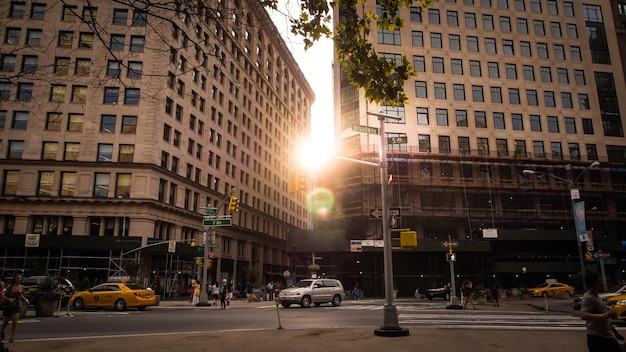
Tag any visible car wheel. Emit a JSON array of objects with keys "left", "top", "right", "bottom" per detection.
[
  {"left": 301, "top": 296, "right": 311, "bottom": 308},
  {"left": 281, "top": 303, "right": 291, "bottom": 308},
  {"left": 115, "top": 299, "right": 127, "bottom": 311},
  {"left": 137, "top": 306, "right": 146, "bottom": 311},
  {"left": 332, "top": 295, "right": 342, "bottom": 307},
  {"left": 73, "top": 298, "right": 85, "bottom": 310}
]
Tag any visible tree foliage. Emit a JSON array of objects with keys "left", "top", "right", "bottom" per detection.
[{"left": 288, "top": 0, "right": 432, "bottom": 106}]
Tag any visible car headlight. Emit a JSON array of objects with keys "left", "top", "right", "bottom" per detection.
[{"left": 615, "top": 300, "right": 626, "bottom": 306}]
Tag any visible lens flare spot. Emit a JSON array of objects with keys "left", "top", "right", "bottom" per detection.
[{"left": 307, "top": 188, "right": 335, "bottom": 218}]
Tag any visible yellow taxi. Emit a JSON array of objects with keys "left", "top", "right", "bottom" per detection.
[
  {"left": 70, "top": 282, "right": 156, "bottom": 311},
  {"left": 527, "top": 282, "right": 575, "bottom": 298},
  {"left": 605, "top": 294, "right": 626, "bottom": 320}
]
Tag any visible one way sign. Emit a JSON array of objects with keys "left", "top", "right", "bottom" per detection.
[{"left": 369, "top": 208, "right": 401, "bottom": 219}]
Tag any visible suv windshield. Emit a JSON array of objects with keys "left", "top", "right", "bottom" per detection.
[{"left": 293, "top": 280, "right": 314, "bottom": 288}]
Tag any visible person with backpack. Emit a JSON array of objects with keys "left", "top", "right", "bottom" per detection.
[
  {"left": 1, "top": 274, "right": 29, "bottom": 342},
  {"left": 220, "top": 279, "right": 228, "bottom": 309}
]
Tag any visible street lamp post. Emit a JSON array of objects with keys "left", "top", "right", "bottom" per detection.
[
  {"left": 196, "top": 230, "right": 212, "bottom": 306},
  {"left": 368, "top": 111, "right": 409, "bottom": 337},
  {"left": 118, "top": 196, "right": 126, "bottom": 236},
  {"left": 523, "top": 161, "right": 600, "bottom": 292}
]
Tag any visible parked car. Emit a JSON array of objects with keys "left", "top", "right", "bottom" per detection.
[
  {"left": 526, "top": 282, "right": 574, "bottom": 297},
  {"left": 278, "top": 279, "right": 345, "bottom": 308},
  {"left": 70, "top": 282, "right": 156, "bottom": 311},
  {"left": 424, "top": 283, "right": 451, "bottom": 300}
]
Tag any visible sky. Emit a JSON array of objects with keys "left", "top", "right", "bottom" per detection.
[{"left": 269, "top": 4, "right": 336, "bottom": 151}]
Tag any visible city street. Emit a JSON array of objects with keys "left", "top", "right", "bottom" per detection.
[{"left": 3, "top": 296, "right": 620, "bottom": 351}]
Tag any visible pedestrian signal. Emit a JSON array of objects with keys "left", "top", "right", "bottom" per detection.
[{"left": 446, "top": 253, "right": 457, "bottom": 262}]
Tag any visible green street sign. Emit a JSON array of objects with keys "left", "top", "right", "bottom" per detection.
[
  {"left": 209, "top": 243, "right": 220, "bottom": 248},
  {"left": 352, "top": 124, "right": 379, "bottom": 135},
  {"left": 205, "top": 208, "right": 215, "bottom": 216},
  {"left": 387, "top": 136, "right": 407, "bottom": 144},
  {"left": 202, "top": 218, "right": 232, "bottom": 227}
]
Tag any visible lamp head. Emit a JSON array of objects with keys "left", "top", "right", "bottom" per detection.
[
  {"left": 522, "top": 170, "right": 535, "bottom": 175},
  {"left": 589, "top": 161, "right": 600, "bottom": 169}
]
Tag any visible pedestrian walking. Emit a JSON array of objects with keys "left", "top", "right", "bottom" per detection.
[
  {"left": 211, "top": 283, "right": 219, "bottom": 306},
  {"left": 1, "top": 274, "right": 29, "bottom": 342},
  {"left": 220, "top": 279, "right": 228, "bottom": 309},
  {"left": 490, "top": 280, "right": 500, "bottom": 307},
  {"left": 227, "top": 279, "right": 233, "bottom": 305},
  {"left": 462, "top": 279, "right": 475, "bottom": 309},
  {"left": 580, "top": 272, "right": 624, "bottom": 352}
]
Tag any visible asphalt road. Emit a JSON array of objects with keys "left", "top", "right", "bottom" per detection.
[{"left": 2, "top": 297, "right": 622, "bottom": 352}]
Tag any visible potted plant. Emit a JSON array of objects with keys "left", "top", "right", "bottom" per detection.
[{"left": 25, "top": 277, "right": 66, "bottom": 317}]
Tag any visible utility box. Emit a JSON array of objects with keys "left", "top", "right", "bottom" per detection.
[{"left": 400, "top": 231, "right": 417, "bottom": 248}]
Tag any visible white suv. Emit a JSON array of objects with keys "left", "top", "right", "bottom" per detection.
[{"left": 278, "top": 279, "right": 345, "bottom": 308}]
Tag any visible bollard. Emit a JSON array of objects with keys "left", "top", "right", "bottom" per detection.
[
  {"left": 544, "top": 295, "right": 549, "bottom": 313},
  {"left": 275, "top": 297, "right": 283, "bottom": 329}
]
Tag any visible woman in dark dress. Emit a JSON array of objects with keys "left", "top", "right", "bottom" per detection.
[{"left": 1, "top": 274, "right": 29, "bottom": 342}]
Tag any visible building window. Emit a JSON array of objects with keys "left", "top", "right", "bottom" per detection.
[
  {"left": 101, "top": 115, "right": 116, "bottom": 133},
  {"left": 94, "top": 173, "right": 110, "bottom": 198},
  {"left": 547, "top": 116, "right": 559, "bottom": 132},
  {"left": 512, "top": 113, "right": 523, "bottom": 130},
  {"left": 470, "top": 60, "right": 481, "bottom": 76},
  {"left": 107, "top": 60, "right": 121, "bottom": 77},
  {"left": 533, "top": 141, "right": 545, "bottom": 158},
  {"left": 76, "top": 58, "right": 91, "bottom": 75},
  {"left": 1, "top": 55, "right": 16, "bottom": 71},
  {"left": 67, "top": 113, "right": 83, "bottom": 131},
  {"left": 436, "top": 108, "right": 449, "bottom": 126},
  {"left": 42, "top": 142, "right": 58, "bottom": 160},
  {"left": 38, "top": 171, "right": 54, "bottom": 196},
  {"left": 17, "top": 83, "right": 33, "bottom": 100},
  {"left": 565, "top": 117, "right": 576, "bottom": 134},
  {"left": 5, "top": 28, "right": 21, "bottom": 45},
  {"left": 132, "top": 10, "right": 147, "bottom": 26},
  {"left": 78, "top": 32, "right": 94, "bottom": 49},
  {"left": 472, "top": 85, "right": 484, "bottom": 102},
  {"left": 500, "top": 16, "right": 511, "bottom": 31},
  {"left": 557, "top": 68, "right": 569, "bottom": 84},
  {"left": 496, "top": 139, "right": 508, "bottom": 156},
  {"left": 465, "top": 12, "right": 476, "bottom": 28},
  {"left": 517, "top": 18, "right": 528, "bottom": 33},
  {"left": 439, "top": 136, "right": 451, "bottom": 154},
  {"left": 62, "top": 5, "right": 77, "bottom": 21},
  {"left": 104, "top": 87, "right": 119, "bottom": 104},
  {"left": 418, "top": 134, "right": 431, "bottom": 152},
  {"left": 567, "top": 23, "right": 578, "bottom": 38},
  {"left": 534, "top": 20, "right": 545, "bottom": 35},
  {"left": 25, "top": 29, "right": 42, "bottom": 46},
  {"left": 54, "top": 57, "right": 70, "bottom": 74},
  {"left": 0, "top": 110, "right": 5, "bottom": 128},
  {"left": 431, "top": 33, "right": 442, "bottom": 48},
  {"left": 124, "top": 88, "right": 140, "bottom": 105},
  {"left": 569, "top": 143, "right": 580, "bottom": 159},
  {"left": 490, "top": 87, "right": 502, "bottom": 103},
  {"left": 12, "top": 111, "right": 28, "bottom": 129},
  {"left": 412, "top": 31, "right": 424, "bottom": 47},
  {"left": 456, "top": 110, "right": 468, "bottom": 127},
  {"left": 415, "top": 81, "right": 427, "bottom": 98},
  {"left": 8, "top": 141, "right": 24, "bottom": 159},
  {"left": 60, "top": 172, "right": 76, "bottom": 196},
  {"left": 544, "top": 91, "right": 556, "bottom": 107},
  {"left": 113, "top": 9, "right": 128, "bottom": 24},
  {"left": 2, "top": 170, "right": 17, "bottom": 195},
  {"left": 111, "top": 35, "right": 125, "bottom": 51},
  {"left": 523, "top": 65, "right": 534, "bottom": 81},
  {"left": 98, "top": 144, "right": 113, "bottom": 162},
  {"left": 554, "top": 44, "right": 565, "bottom": 60},
  {"left": 537, "top": 43, "right": 549, "bottom": 58},
  {"left": 46, "top": 112, "right": 62, "bottom": 131},
  {"left": 475, "top": 111, "right": 487, "bottom": 128},
  {"left": 58, "top": 31, "right": 73, "bottom": 47},
  {"left": 493, "top": 112, "right": 505, "bottom": 129},
  {"left": 50, "top": 85, "right": 66, "bottom": 102},
  {"left": 128, "top": 61, "right": 142, "bottom": 78},
  {"left": 485, "top": 37, "right": 497, "bottom": 53},
  {"left": 540, "top": 66, "right": 552, "bottom": 82},
  {"left": 551, "top": 142, "right": 562, "bottom": 159},
  {"left": 451, "top": 59, "right": 463, "bottom": 74},
  {"left": 10, "top": 2, "right": 26, "bottom": 17},
  {"left": 122, "top": 116, "right": 137, "bottom": 133},
  {"left": 83, "top": 7, "right": 97, "bottom": 22},
  {"left": 509, "top": 88, "right": 520, "bottom": 104},
  {"left": 561, "top": 92, "right": 573, "bottom": 108},
  {"left": 530, "top": 115, "right": 541, "bottom": 131},
  {"left": 64, "top": 142, "right": 80, "bottom": 161},
  {"left": 417, "top": 107, "right": 429, "bottom": 125},
  {"left": 31, "top": 3, "right": 46, "bottom": 19},
  {"left": 429, "top": 9, "right": 440, "bottom": 24},
  {"left": 410, "top": 7, "right": 423, "bottom": 22},
  {"left": 22, "top": 55, "right": 37, "bottom": 72},
  {"left": 488, "top": 62, "right": 499, "bottom": 78},
  {"left": 520, "top": 41, "right": 531, "bottom": 57},
  {"left": 130, "top": 36, "right": 145, "bottom": 52},
  {"left": 453, "top": 84, "right": 465, "bottom": 100},
  {"left": 579, "top": 94, "right": 590, "bottom": 109},
  {"left": 467, "top": 36, "right": 479, "bottom": 51},
  {"left": 116, "top": 173, "right": 132, "bottom": 198},
  {"left": 526, "top": 90, "right": 538, "bottom": 105},
  {"left": 119, "top": 145, "right": 135, "bottom": 162},
  {"left": 503, "top": 40, "right": 514, "bottom": 55},
  {"left": 477, "top": 137, "right": 489, "bottom": 155},
  {"left": 432, "top": 57, "right": 444, "bottom": 73},
  {"left": 71, "top": 86, "right": 87, "bottom": 103},
  {"left": 551, "top": 22, "right": 562, "bottom": 37},
  {"left": 434, "top": 82, "right": 446, "bottom": 99}
]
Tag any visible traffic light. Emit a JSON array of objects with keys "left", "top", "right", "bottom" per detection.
[
  {"left": 400, "top": 231, "right": 417, "bottom": 248},
  {"left": 446, "top": 252, "right": 457, "bottom": 263},
  {"left": 207, "top": 259, "right": 212, "bottom": 269},
  {"left": 228, "top": 195, "right": 239, "bottom": 212},
  {"left": 195, "top": 257, "right": 202, "bottom": 266}
]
